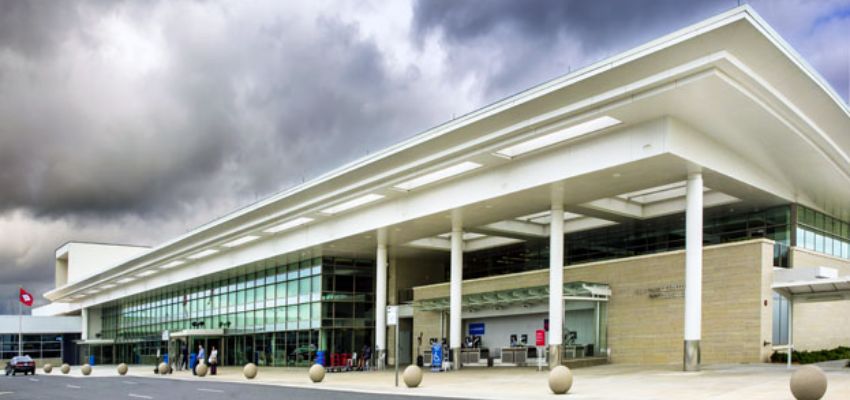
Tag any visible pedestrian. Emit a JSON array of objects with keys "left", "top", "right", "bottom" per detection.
[
  {"left": 209, "top": 346, "right": 218, "bottom": 376},
  {"left": 197, "top": 344, "right": 206, "bottom": 373},
  {"left": 181, "top": 343, "right": 189, "bottom": 371},
  {"left": 359, "top": 343, "right": 371, "bottom": 371}
]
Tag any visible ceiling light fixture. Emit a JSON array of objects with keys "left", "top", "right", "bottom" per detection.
[
  {"left": 160, "top": 260, "right": 185, "bottom": 270},
  {"left": 188, "top": 249, "right": 219, "bottom": 260},
  {"left": 264, "top": 216, "right": 315, "bottom": 234},
  {"left": 494, "top": 116, "right": 622, "bottom": 158},
  {"left": 117, "top": 277, "right": 135, "bottom": 284},
  {"left": 136, "top": 270, "right": 158, "bottom": 278},
  {"left": 223, "top": 235, "right": 260, "bottom": 248},
  {"left": 393, "top": 161, "right": 482, "bottom": 191},
  {"left": 100, "top": 284, "right": 117, "bottom": 289},
  {"left": 321, "top": 193, "right": 385, "bottom": 215}
]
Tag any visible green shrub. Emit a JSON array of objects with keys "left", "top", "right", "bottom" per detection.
[{"left": 770, "top": 346, "right": 850, "bottom": 364}]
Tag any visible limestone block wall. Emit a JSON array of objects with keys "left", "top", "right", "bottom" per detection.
[
  {"left": 790, "top": 248, "right": 850, "bottom": 351},
  {"left": 413, "top": 239, "right": 775, "bottom": 365}
]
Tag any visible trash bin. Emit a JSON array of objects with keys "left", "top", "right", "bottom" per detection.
[
  {"left": 164, "top": 354, "right": 169, "bottom": 365},
  {"left": 89, "top": 355, "right": 95, "bottom": 366},
  {"left": 189, "top": 353, "right": 197, "bottom": 370},
  {"left": 316, "top": 350, "right": 326, "bottom": 366}
]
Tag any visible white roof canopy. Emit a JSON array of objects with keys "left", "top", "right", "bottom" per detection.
[{"left": 773, "top": 267, "right": 850, "bottom": 302}]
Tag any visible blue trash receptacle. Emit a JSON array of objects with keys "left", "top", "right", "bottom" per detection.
[
  {"left": 164, "top": 354, "right": 169, "bottom": 365},
  {"left": 189, "top": 353, "right": 197, "bottom": 370},
  {"left": 89, "top": 355, "right": 95, "bottom": 366},
  {"left": 430, "top": 342, "right": 442, "bottom": 372},
  {"left": 316, "top": 350, "right": 326, "bottom": 366}
]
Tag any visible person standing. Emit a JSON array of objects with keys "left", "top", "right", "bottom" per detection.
[
  {"left": 181, "top": 343, "right": 189, "bottom": 371},
  {"left": 209, "top": 346, "right": 218, "bottom": 376},
  {"left": 198, "top": 344, "right": 206, "bottom": 372}
]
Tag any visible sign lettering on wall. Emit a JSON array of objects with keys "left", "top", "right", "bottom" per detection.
[{"left": 635, "top": 283, "right": 684, "bottom": 299}]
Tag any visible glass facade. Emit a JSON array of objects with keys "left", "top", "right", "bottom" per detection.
[
  {"left": 464, "top": 205, "right": 792, "bottom": 280},
  {"left": 1, "top": 334, "right": 76, "bottom": 361},
  {"left": 96, "top": 256, "right": 373, "bottom": 366},
  {"left": 795, "top": 205, "right": 850, "bottom": 260}
]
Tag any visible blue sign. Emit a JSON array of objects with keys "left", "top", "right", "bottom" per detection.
[
  {"left": 469, "top": 323, "right": 485, "bottom": 335},
  {"left": 430, "top": 342, "right": 443, "bottom": 372}
]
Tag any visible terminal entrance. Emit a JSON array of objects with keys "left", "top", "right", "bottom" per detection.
[{"left": 416, "top": 281, "right": 610, "bottom": 367}]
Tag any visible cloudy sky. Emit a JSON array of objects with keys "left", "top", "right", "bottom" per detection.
[{"left": 0, "top": 0, "right": 848, "bottom": 313}]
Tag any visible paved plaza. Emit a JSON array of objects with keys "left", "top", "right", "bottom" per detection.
[{"left": 15, "top": 361, "right": 848, "bottom": 400}]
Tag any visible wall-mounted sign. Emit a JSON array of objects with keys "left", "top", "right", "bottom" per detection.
[
  {"left": 387, "top": 305, "right": 399, "bottom": 326},
  {"left": 469, "top": 323, "right": 485, "bottom": 335}
]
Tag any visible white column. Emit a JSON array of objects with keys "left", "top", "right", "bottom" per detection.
[
  {"left": 81, "top": 307, "right": 89, "bottom": 341},
  {"left": 549, "top": 186, "right": 565, "bottom": 368},
  {"left": 450, "top": 210, "right": 463, "bottom": 370},
  {"left": 684, "top": 171, "right": 703, "bottom": 371},
  {"left": 787, "top": 296, "right": 793, "bottom": 369},
  {"left": 375, "top": 228, "right": 388, "bottom": 369}
]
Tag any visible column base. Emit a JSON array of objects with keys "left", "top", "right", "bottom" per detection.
[
  {"left": 548, "top": 344, "right": 563, "bottom": 369},
  {"left": 683, "top": 340, "right": 700, "bottom": 371},
  {"left": 451, "top": 347, "right": 461, "bottom": 370}
]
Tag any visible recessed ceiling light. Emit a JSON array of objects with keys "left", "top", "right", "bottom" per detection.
[
  {"left": 136, "top": 270, "right": 158, "bottom": 278},
  {"left": 264, "top": 217, "right": 315, "bottom": 234},
  {"left": 117, "top": 277, "right": 135, "bottom": 284},
  {"left": 223, "top": 235, "right": 260, "bottom": 248},
  {"left": 188, "top": 249, "right": 219, "bottom": 260},
  {"left": 101, "top": 284, "right": 116, "bottom": 289},
  {"left": 85, "top": 289, "right": 100, "bottom": 295},
  {"left": 160, "top": 260, "right": 185, "bottom": 270},
  {"left": 495, "top": 116, "right": 622, "bottom": 158},
  {"left": 321, "top": 194, "right": 385, "bottom": 215},
  {"left": 393, "top": 161, "right": 482, "bottom": 191}
]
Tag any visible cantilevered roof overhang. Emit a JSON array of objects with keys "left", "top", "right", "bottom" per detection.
[
  {"left": 46, "top": 5, "right": 850, "bottom": 307},
  {"left": 773, "top": 277, "right": 850, "bottom": 302}
]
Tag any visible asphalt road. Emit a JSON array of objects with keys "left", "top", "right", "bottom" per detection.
[{"left": 0, "top": 374, "right": 465, "bottom": 400}]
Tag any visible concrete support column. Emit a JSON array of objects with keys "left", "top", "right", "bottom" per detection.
[
  {"left": 375, "top": 228, "right": 388, "bottom": 370},
  {"left": 683, "top": 171, "right": 703, "bottom": 371},
  {"left": 549, "top": 186, "right": 565, "bottom": 369},
  {"left": 787, "top": 296, "right": 794, "bottom": 369},
  {"left": 81, "top": 307, "right": 89, "bottom": 341},
  {"left": 450, "top": 210, "right": 463, "bottom": 370}
]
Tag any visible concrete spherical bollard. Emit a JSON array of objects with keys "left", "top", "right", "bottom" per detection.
[
  {"left": 548, "top": 365, "right": 574, "bottom": 395},
  {"left": 403, "top": 365, "right": 423, "bottom": 388},
  {"left": 790, "top": 365, "right": 828, "bottom": 400},
  {"left": 81, "top": 364, "right": 92, "bottom": 376},
  {"left": 61, "top": 364, "right": 70, "bottom": 374},
  {"left": 158, "top": 362, "right": 169, "bottom": 375},
  {"left": 243, "top": 363, "right": 258, "bottom": 379},
  {"left": 43, "top": 363, "right": 53, "bottom": 374},
  {"left": 196, "top": 363, "right": 208, "bottom": 377},
  {"left": 308, "top": 364, "right": 325, "bottom": 383},
  {"left": 118, "top": 363, "right": 128, "bottom": 375}
]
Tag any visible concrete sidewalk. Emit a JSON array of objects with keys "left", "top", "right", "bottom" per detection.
[{"left": 54, "top": 362, "right": 850, "bottom": 399}]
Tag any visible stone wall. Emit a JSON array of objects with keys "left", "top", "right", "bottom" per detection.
[
  {"left": 790, "top": 248, "right": 850, "bottom": 351},
  {"left": 413, "top": 239, "right": 775, "bottom": 365}
]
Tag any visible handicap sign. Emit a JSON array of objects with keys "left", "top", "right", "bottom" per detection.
[{"left": 431, "top": 342, "right": 443, "bottom": 372}]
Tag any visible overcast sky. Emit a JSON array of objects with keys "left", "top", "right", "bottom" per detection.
[{"left": 0, "top": 0, "right": 848, "bottom": 313}]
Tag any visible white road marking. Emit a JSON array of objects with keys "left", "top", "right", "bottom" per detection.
[
  {"left": 128, "top": 394, "right": 153, "bottom": 399},
  {"left": 123, "top": 381, "right": 139, "bottom": 385},
  {"left": 67, "top": 384, "right": 81, "bottom": 389},
  {"left": 197, "top": 388, "right": 224, "bottom": 393},
  {"left": 29, "top": 378, "right": 39, "bottom": 381},
  {"left": 0, "top": 392, "right": 14, "bottom": 396}
]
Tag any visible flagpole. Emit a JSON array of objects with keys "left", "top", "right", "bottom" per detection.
[{"left": 19, "top": 287, "right": 23, "bottom": 357}]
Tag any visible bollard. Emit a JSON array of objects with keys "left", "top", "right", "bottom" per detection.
[
  {"left": 243, "top": 363, "right": 258, "bottom": 379},
  {"left": 43, "top": 363, "right": 53, "bottom": 374},
  {"left": 548, "top": 365, "right": 573, "bottom": 395},
  {"left": 118, "top": 363, "right": 128, "bottom": 375},
  {"left": 790, "top": 365, "right": 827, "bottom": 400},
  {"left": 81, "top": 364, "right": 92, "bottom": 376},
  {"left": 61, "top": 364, "right": 71, "bottom": 374},
  {"left": 308, "top": 364, "right": 325, "bottom": 383},
  {"left": 403, "top": 365, "right": 423, "bottom": 388},
  {"left": 196, "top": 363, "right": 208, "bottom": 377}
]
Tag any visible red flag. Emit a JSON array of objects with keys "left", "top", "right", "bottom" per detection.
[{"left": 19, "top": 288, "right": 33, "bottom": 307}]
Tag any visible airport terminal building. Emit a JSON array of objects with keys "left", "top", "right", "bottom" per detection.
[{"left": 34, "top": 7, "right": 850, "bottom": 371}]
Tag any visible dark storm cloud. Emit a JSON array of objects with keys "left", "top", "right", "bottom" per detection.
[{"left": 411, "top": 0, "right": 850, "bottom": 102}]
